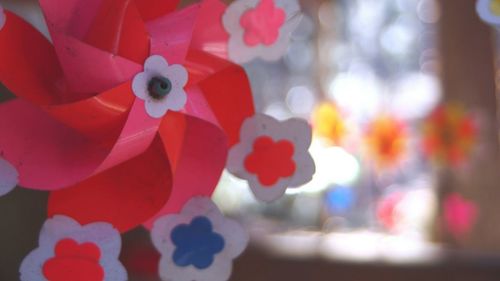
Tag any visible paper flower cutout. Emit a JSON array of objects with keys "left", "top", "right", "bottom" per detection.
[
  {"left": 365, "top": 115, "right": 408, "bottom": 169},
  {"left": 443, "top": 193, "right": 477, "bottom": 238},
  {"left": 377, "top": 192, "right": 405, "bottom": 231},
  {"left": 223, "top": 0, "right": 302, "bottom": 63},
  {"left": 20, "top": 215, "right": 127, "bottom": 281},
  {"left": 477, "top": 0, "right": 500, "bottom": 26},
  {"left": 326, "top": 186, "right": 355, "bottom": 213},
  {"left": 0, "top": 157, "right": 18, "bottom": 196},
  {"left": 132, "top": 55, "right": 188, "bottom": 118},
  {"left": 0, "top": 0, "right": 256, "bottom": 233},
  {"left": 151, "top": 197, "right": 248, "bottom": 281},
  {"left": 422, "top": 103, "right": 477, "bottom": 167},
  {"left": 312, "top": 102, "right": 347, "bottom": 145},
  {"left": 227, "top": 114, "right": 315, "bottom": 202}
]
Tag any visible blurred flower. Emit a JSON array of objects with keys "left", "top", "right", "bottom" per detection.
[
  {"left": 312, "top": 102, "right": 347, "bottom": 146},
  {"left": 364, "top": 115, "right": 408, "bottom": 169},
  {"left": 325, "top": 186, "right": 355, "bottom": 213},
  {"left": 223, "top": 0, "right": 302, "bottom": 63},
  {"left": 443, "top": 193, "right": 477, "bottom": 238},
  {"left": 477, "top": 0, "right": 500, "bottom": 26},
  {"left": 377, "top": 192, "right": 405, "bottom": 231},
  {"left": 422, "top": 103, "right": 477, "bottom": 167}
]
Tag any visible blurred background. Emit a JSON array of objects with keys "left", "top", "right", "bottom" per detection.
[{"left": 2, "top": 0, "right": 500, "bottom": 280}]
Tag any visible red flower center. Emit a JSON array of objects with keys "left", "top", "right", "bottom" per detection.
[
  {"left": 244, "top": 136, "right": 296, "bottom": 186},
  {"left": 43, "top": 239, "right": 104, "bottom": 281},
  {"left": 240, "top": 0, "right": 286, "bottom": 47}
]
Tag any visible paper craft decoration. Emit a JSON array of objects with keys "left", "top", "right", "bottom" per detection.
[
  {"left": 376, "top": 192, "right": 404, "bottom": 231},
  {"left": 151, "top": 197, "right": 248, "bottom": 281},
  {"left": 0, "top": 0, "right": 312, "bottom": 280},
  {"left": 477, "top": 0, "right": 500, "bottom": 26},
  {"left": 326, "top": 186, "right": 355, "bottom": 213},
  {"left": 443, "top": 193, "right": 477, "bottom": 238},
  {"left": 312, "top": 102, "right": 347, "bottom": 146},
  {"left": 223, "top": 0, "right": 302, "bottom": 63},
  {"left": 227, "top": 114, "right": 315, "bottom": 202},
  {"left": 20, "top": 215, "right": 127, "bottom": 281},
  {"left": 0, "top": 157, "right": 18, "bottom": 197},
  {"left": 0, "top": 0, "right": 258, "bottom": 233},
  {"left": 422, "top": 103, "right": 477, "bottom": 167},
  {"left": 364, "top": 115, "right": 408, "bottom": 169}
]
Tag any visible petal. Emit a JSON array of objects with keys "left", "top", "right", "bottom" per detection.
[
  {"left": 186, "top": 50, "right": 255, "bottom": 146},
  {"left": 145, "top": 99, "right": 170, "bottom": 119},
  {"left": 0, "top": 11, "right": 66, "bottom": 105},
  {"left": 132, "top": 72, "right": 151, "bottom": 100},
  {"left": 48, "top": 137, "right": 172, "bottom": 233},
  {"left": 164, "top": 89, "right": 187, "bottom": 111},
  {"left": 145, "top": 55, "right": 170, "bottom": 73},
  {"left": 163, "top": 64, "right": 189, "bottom": 89},
  {"left": 144, "top": 115, "right": 228, "bottom": 228},
  {"left": 134, "top": 0, "right": 180, "bottom": 22},
  {"left": 0, "top": 157, "right": 18, "bottom": 196}
]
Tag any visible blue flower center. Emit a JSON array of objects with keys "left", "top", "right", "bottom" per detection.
[
  {"left": 148, "top": 76, "right": 172, "bottom": 100},
  {"left": 171, "top": 216, "right": 225, "bottom": 270}
]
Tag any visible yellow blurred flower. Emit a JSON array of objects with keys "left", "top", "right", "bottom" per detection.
[
  {"left": 365, "top": 115, "right": 408, "bottom": 169},
  {"left": 312, "top": 102, "right": 347, "bottom": 145}
]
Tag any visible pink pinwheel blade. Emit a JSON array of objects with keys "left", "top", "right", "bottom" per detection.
[
  {"left": 144, "top": 114, "right": 228, "bottom": 228},
  {"left": 48, "top": 136, "right": 173, "bottom": 233}
]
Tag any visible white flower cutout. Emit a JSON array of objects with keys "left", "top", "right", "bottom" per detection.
[
  {"left": 151, "top": 197, "right": 248, "bottom": 281},
  {"left": 20, "top": 215, "right": 127, "bottom": 281},
  {"left": 227, "top": 114, "right": 315, "bottom": 202},
  {"left": 222, "top": 0, "right": 302, "bottom": 63},
  {"left": 0, "top": 157, "right": 18, "bottom": 197},
  {"left": 477, "top": 0, "right": 500, "bottom": 26},
  {"left": 0, "top": 4, "right": 5, "bottom": 31},
  {"left": 132, "top": 55, "right": 188, "bottom": 118}
]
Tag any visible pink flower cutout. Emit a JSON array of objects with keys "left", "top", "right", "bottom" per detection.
[
  {"left": 240, "top": 0, "right": 286, "bottom": 47},
  {"left": 444, "top": 193, "right": 477, "bottom": 238},
  {"left": 244, "top": 136, "right": 295, "bottom": 186}
]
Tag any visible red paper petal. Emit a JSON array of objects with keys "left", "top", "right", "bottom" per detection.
[
  {"left": 0, "top": 12, "right": 67, "bottom": 105},
  {"left": 48, "top": 136, "right": 172, "bottom": 233},
  {"left": 134, "top": 0, "right": 180, "bottom": 22},
  {"left": 187, "top": 51, "right": 255, "bottom": 146},
  {"left": 84, "top": 0, "right": 149, "bottom": 64},
  {"left": 143, "top": 114, "right": 228, "bottom": 228}
]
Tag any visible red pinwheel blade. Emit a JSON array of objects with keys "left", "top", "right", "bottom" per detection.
[
  {"left": 185, "top": 50, "right": 255, "bottom": 146},
  {"left": 0, "top": 11, "right": 66, "bottom": 105},
  {"left": 146, "top": 4, "right": 200, "bottom": 64},
  {"left": 84, "top": 0, "right": 150, "bottom": 64},
  {"left": 135, "top": 0, "right": 180, "bottom": 22},
  {"left": 144, "top": 114, "right": 228, "bottom": 228},
  {"left": 48, "top": 136, "right": 172, "bottom": 233}
]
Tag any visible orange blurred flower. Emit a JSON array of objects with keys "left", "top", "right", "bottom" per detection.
[
  {"left": 365, "top": 115, "right": 408, "bottom": 168},
  {"left": 422, "top": 103, "right": 477, "bottom": 167},
  {"left": 312, "top": 102, "right": 347, "bottom": 145}
]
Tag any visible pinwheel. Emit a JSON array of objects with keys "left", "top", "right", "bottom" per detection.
[{"left": 0, "top": 0, "right": 313, "bottom": 280}]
